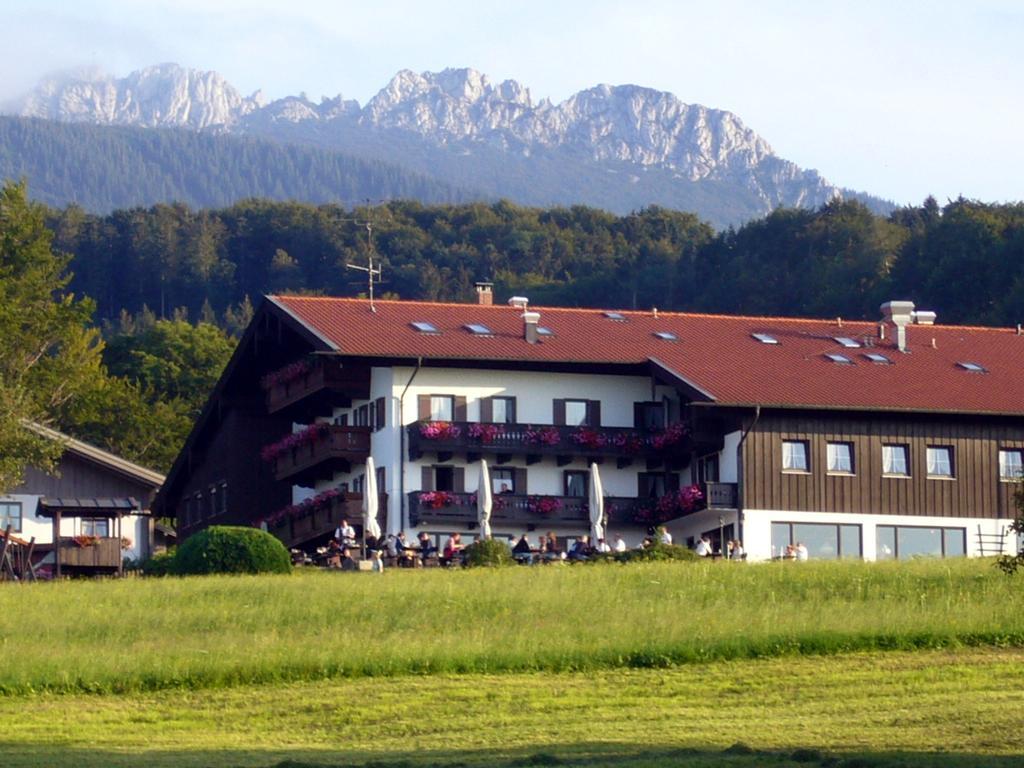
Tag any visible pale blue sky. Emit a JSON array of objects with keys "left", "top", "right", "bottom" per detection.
[{"left": 4, "top": 0, "right": 1022, "bottom": 206}]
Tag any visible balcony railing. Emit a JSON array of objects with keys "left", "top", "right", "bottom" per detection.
[
  {"left": 267, "top": 492, "right": 385, "bottom": 549},
  {"left": 703, "top": 482, "right": 738, "bottom": 510},
  {"left": 273, "top": 425, "right": 371, "bottom": 484},
  {"left": 57, "top": 537, "right": 122, "bottom": 569},
  {"left": 408, "top": 421, "right": 690, "bottom": 467},
  {"left": 409, "top": 482, "right": 737, "bottom": 530},
  {"left": 262, "top": 358, "right": 370, "bottom": 416}
]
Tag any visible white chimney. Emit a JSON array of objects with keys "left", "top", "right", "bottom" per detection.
[
  {"left": 881, "top": 301, "right": 915, "bottom": 353},
  {"left": 523, "top": 311, "right": 540, "bottom": 344},
  {"left": 508, "top": 296, "right": 529, "bottom": 309},
  {"left": 912, "top": 310, "right": 937, "bottom": 325}
]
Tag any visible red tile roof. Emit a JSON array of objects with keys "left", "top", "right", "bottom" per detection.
[{"left": 270, "top": 296, "right": 1024, "bottom": 416}]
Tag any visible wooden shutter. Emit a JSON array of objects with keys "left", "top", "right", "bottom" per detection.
[
  {"left": 455, "top": 396, "right": 468, "bottom": 422},
  {"left": 453, "top": 467, "right": 465, "bottom": 493},
  {"left": 418, "top": 395, "right": 431, "bottom": 420},
  {"left": 507, "top": 397, "right": 517, "bottom": 423},
  {"left": 587, "top": 400, "right": 602, "bottom": 427},
  {"left": 480, "top": 397, "right": 493, "bottom": 422},
  {"left": 633, "top": 403, "right": 645, "bottom": 428},
  {"left": 553, "top": 399, "right": 566, "bottom": 425},
  {"left": 513, "top": 467, "right": 528, "bottom": 494},
  {"left": 375, "top": 397, "right": 386, "bottom": 430},
  {"left": 376, "top": 466, "right": 386, "bottom": 496},
  {"left": 368, "top": 403, "right": 375, "bottom": 430},
  {"left": 421, "top": 466, "right": 433, "bottom": 491}
]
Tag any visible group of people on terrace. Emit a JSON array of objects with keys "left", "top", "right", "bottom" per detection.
[{"left": 321, "top": 517, "right": 753, "bottom": 569}]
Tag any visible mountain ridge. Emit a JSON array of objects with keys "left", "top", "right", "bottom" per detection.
[{"left": 3, "top": 64, "right": 892, "bottom": 224}]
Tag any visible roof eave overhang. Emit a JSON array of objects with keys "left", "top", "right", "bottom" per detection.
[{"left": 688, "top": 400, "right": 1024, "bottom": 419}]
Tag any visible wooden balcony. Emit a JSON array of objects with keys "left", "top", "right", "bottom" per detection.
[
  {"left": 267, "top": 492, "right": 386, "bottom": 549},
  {"left": 409, "top": 483, "right": 737, "bottom": 531},
  {"left": 274, "top": 425, "right": 371, "bottom": 485},
  {"left": 409, "top": 491, "right": 642, "bottom": 528},
  {"left": 57, "top": 537, "right": 122, "bottom": 570},
  {"left": 263, "top": 358, "right": 370, "bottom": 417},
  {"left": 407, "top": 421, "right": 696, "bottom": 468}
]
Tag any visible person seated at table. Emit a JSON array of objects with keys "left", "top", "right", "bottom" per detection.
[
  {"left": 594, "top": 537, "right": 611, "bottom": 554},
  {"left": 795, "top": 542, "right": 809, "bottom": 561},
  {"left": 731, "top": 540, "right": 746, "bottom": 560},
  {"left": 544, "top": 531, "right": 563, "bottom": 561},
  {"left": 339, "top": 547, "right": 359, "bottom": 571},
  {"left": 384, "top": 534, "right": 399, "bottom": 559},
  {"left": 418, "top": 531, "right": 437, "bottom": 564},
  {"left": 613, "top": 534, "right": 627, "bottom": 553},
  {"left": 498, "top": 481, "right": 514, "bottom": 494},
  {"left": 657, "top": 526, "right": 673, "bottom": 545},
  {"left": 365, "top": 532, "right": 380, "bottom": 552},
  {"left": 512, "top": 534, "right": 533, "bottom": 564},
  {"left": 395, "top": 532, "right": 416, "bottom": 566},
  {"left": 694, "top": 536, "right": 712, "bottom": 557},
  {"left": 568, "top": 535, "right": 591, "bottom": 562},
  {"left": 442, "top": 532, "right": 463, "bottom": 566},
  {"left": 334, "top": 518, "right": 357, "bottom": 548},
  {"left": 325, "top": 539, "right": 342, "bottom": 568}
]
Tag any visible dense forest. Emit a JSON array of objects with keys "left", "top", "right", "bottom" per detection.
[
  {"left": 48, "top": 195, "right": 1024, "bottom": 328},
  {"left": 0, "top": 117, "right": 470, "bottom": 212}
]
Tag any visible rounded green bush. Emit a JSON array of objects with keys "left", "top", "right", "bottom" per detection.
[
  {"left": 140, "top": 550, "right": 176, "bottom": 576},
  {"left": 462, "top": 537, "right": 515, "bottom": 567},
  {"left": 172, "top": 526, "right": 291, "bottom": 575}
]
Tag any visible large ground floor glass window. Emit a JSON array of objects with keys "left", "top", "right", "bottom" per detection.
[
  {"left": 876, "top": 525, "right": 966, "bottom": 560},
  {"left": 771, "top": 522, "right": 862, "bottom": 559}
]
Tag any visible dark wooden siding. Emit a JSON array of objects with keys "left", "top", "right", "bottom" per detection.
[
  {"left": 742, "top": 411, "right": 1024, "bottom": 519},
  {"left": 176, "top": 404, "right": 293, "bottom": 536},
  {"left": 14, "top": 453, "right": 157, "bottom": 504}
]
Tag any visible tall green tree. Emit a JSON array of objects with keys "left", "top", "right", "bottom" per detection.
[{"left": 0, "top": 180, "right": 100, "bottom": 489}]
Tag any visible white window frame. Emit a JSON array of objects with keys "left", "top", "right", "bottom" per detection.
[
  {"left": 882, "top": 444, "right": 910, "bottom": 477},
  {"left": 826, "top": 442, "right": 854, "bottom": 475},
  {"left": 926, "top": 446, "right": 954, "bottom": 479},
  {"left": 999, "top": 449, "right": 1024, "bottom": 482},
  {"left": 0, "top": 501, "right": 22, "bottom": 533},
  {"left": 782, "top": 440, "right": 809, "bottom": 473},
  {"left": 430, "top": 395, "right": 454, "bottom": 422},
  {"left": 564, "top": 399, "right": 589, "bottom": 427}
]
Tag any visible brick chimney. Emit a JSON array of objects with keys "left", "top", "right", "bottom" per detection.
[{"left": 475, "top": 282, "right": 494, "bottom": 306}]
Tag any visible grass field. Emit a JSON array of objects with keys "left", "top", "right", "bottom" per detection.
[
  {"left": 0, "top": 559, "right": 1022, "bottom": 695},
  {"left": 1, "top": 649, "right": 1022, "bottom": 767},
  {"left": 1, "top": 559, "right": 1022, "bottom": 767}
]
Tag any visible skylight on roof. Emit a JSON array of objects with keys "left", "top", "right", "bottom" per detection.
[
  {"left": 958, "top": 361, "right": 988, "bottom": 373},
  {"left": 863, "top": 353, "right": 893, "bottom": 364},
  {"left": 603, "top": 311, "right": 626, "bottom": 321},
  {"left": 464, "top": 323, "right": 493, "bottom": 336},
  {"left": 410, "top": 321, "right": 440, "bottom": 334},
  {"left": 825, "top": 353, "right": 854, "bottom": 365},
  {"left": 752, "top": 333, "right": 779, "bottom": 345},
  {"left": 536, "top": 326, "right": 555, "bottom": 337},
  {"left": 834, "top": 337, "right": 861, "bottom": 348},
  {"left": 653, "top": 331, "right": 678, "bottom": 341}
]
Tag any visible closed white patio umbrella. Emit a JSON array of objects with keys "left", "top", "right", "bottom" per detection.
[
  {"left": 477, "top": 459, "right": 493, "bottom": 539},
  {"left": 362, "top": 456, "right": 382, "bottom": 554},
  {"left": 589, "top": 462, "right": 605, "bottom": 544}
]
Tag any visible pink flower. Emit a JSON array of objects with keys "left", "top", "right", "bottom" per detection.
[
  {"left": 419, "top": 421, "right": 462, "bottom": 440},
  {"left": 524, "top": 426, "right": 560, "bottom": 446},
  {"left": 468, "top": 423, "right": 505, "bottom": 443}
]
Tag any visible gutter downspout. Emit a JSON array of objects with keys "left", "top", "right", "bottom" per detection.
[
  {"left": 397, "top": 357, "right": 423, "bottom": 534},
  {"left": 736, "top": 405, "right": 761, "bottom": 547}
]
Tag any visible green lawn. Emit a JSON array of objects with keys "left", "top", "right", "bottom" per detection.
[
  {"left": 1, "top": 649, "right": 1021, "bottom": 767},
  {"left": 0, "top": 559, "right": 1022, "bottom": 694}
]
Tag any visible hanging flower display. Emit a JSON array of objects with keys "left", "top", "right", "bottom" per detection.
[
  {"left": 651, "top": 422, "right": 688, "bottom": 450},
  {"left": 419, "top": 421, "right": 462, "bottom": 440},
  {"left": 257, "top": 487, "right": 343, "bottom": 528},
  {"left": 260, "top": 423, "right": 332, "bottom": 464},
  {"left": 527, "top": 496, "right": 561, "bottom": 515},
  {"left": 524, "top": 425, "right": 560, "bottom": 446},
  {"left": 570, "top": 427, "right": 607, "bottom": 450},
  {"left": 260, "top": 358, "right": 312, "bottom": 390},
  {"left": 72, "top": 535, "right": 101, "bottom": 548},
  {"left": 468, "top": 423, "right": 505, "bottom": 443},
  {"left": 418, "top": 490, "right": 457, "bottom": 509}
]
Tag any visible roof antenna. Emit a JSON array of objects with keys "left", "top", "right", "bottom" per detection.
[{"left": 346, "top": 219, "right": 383, "bottom": 313}]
